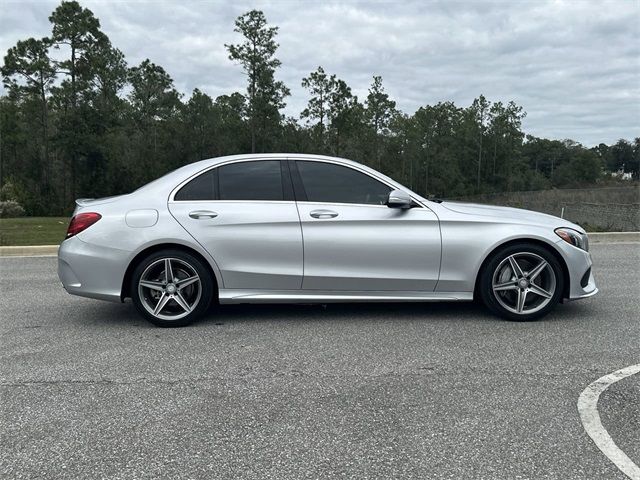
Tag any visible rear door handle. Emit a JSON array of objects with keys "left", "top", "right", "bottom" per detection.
[
  {"left": 189, "top": 210, "right": 218, "bottom": 219},
  {"left": 310, "top": 209, "right": 338, "bottom": 219}
]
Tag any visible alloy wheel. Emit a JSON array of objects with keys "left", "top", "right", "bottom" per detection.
[
  {"left": 138, "top": 257, "right": 202, "bottom": 321},
  {"left": 491, "top": 252, "right": 557, "bottom": 315}
]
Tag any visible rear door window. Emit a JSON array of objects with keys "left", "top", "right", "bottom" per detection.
[{"left": 218, "top": 160, "right": 284, "bottom": 201}]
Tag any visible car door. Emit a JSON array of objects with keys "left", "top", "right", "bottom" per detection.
[
  {"left": 168, "top": 159, "right": 303, "bottom": 290},
  {"left": 291, "top": 159, "right": 441, "bottom": 292}
]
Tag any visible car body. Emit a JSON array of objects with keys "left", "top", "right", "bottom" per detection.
[{"left": 58, "top": 153, "right": 597, "bottom": 326}]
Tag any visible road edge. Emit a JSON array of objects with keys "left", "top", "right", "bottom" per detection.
[
  {"left": 0, "top": 245, "right": 59, "bottom": 256},
  {"left": 589, "top": 232, "right": 640, "bottom": 244}
]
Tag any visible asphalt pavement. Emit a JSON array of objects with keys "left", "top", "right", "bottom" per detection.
[{"left": 1, "top": 243, "right": 638, "bottom": 479}]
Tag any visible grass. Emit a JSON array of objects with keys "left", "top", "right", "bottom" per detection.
[{"left": 0, "top": 217, "right": 69, "bottom": 246}]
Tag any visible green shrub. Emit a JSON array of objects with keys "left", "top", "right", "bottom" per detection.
[{"left": 0, "top": 200, "right": 26, "bottom": 218}]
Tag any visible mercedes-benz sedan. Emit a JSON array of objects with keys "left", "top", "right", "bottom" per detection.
[{"left": 58, "top": 154, "right": 597, "bottom": 327}]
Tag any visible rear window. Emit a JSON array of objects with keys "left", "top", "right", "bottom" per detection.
[{"left": 174, "top": 169, "right": 216, "bottom": 201}]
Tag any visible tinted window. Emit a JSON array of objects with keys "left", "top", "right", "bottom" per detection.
[
  {"left": 219, "top": 160, "right": 284, "bottom": 201},
  {"left": 175, "top": 169, "right": 215, "bottom": 201},
  {"left": 296, "top": 161, "right": 391, "bottom": 205}
]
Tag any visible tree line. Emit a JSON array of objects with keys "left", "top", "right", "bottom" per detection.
[{"left": 1, "top": 1, "right": 638, "bottom": 216}]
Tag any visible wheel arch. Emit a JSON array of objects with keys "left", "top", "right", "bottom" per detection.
[
  {"left": 121, "top": 243, "right": 220, "bottom": 302},
  {"left": 473, "top": 238, "right": 570, "bottom": 300}
]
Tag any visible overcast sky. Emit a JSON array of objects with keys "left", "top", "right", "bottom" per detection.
[{"left": 1, "top": 0, "right": 638, "bottom": 145}]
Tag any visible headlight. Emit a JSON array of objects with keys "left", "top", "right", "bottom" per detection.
[{"left": 555, "top": 227, "right": 589, "bottom": 251}]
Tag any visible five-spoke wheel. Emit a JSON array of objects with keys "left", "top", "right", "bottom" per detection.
[
  {"left": 479, "top": 243, "right": 564, "bottom": 321},
  {"left": 131, "top": 250, "right": 214, "bottom": 327}
]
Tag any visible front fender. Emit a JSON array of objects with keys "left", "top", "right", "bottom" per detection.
[{"left": 436, "top": 220, "right": 565, "bottom": 293}]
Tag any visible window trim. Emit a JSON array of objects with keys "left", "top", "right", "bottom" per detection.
[
  {"left": 170, "top": 158, "right": 294, "bottom": 203},
  {"left": 287, "top": 160, "right": 308, "bottom": 201}
]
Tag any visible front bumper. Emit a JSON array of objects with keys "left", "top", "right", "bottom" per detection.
[
  {"left": 554, "top": 238, "right": 598, "bottom": 301},
  {"left": 58, "top": 235, "right": 129, "bottom": 303}
]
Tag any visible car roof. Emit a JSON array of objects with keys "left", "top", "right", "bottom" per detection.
[
  {"left": 186, "top": 153, "right": 364, "bottom": 170},
  {"left": 136, "top": 153, "right": 418, "bottom": 201}
]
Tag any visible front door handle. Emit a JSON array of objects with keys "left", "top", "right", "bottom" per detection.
[
  {"left": 310, "top": 209, "right": 338, "bottom": 219},
  {"left": 189, "top": 210, "right": 218, "bottom": 219}
]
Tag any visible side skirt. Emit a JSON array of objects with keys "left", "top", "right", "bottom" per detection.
[{"left": 218, "top": 289, "right": 473, "bottom": 304}]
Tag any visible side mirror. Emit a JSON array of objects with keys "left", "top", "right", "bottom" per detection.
[{"left": 386, "top": 189, "right": 413, "bottom": 209}]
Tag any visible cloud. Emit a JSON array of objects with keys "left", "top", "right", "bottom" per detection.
[{"left": 0, "top": 0, "right": 637, "bottom": 145}]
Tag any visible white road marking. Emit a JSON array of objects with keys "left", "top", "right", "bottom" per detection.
[{"left": 578, "top": 364, "right": 640, "bottom": 480}]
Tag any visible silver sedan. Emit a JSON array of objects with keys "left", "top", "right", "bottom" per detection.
[{"left": 58, "top": 154, "right": 597, "bottom": 327}]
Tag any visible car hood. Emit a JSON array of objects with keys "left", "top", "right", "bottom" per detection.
[{"left": 439, "top": 201, "right": 584, "bottom": 232}]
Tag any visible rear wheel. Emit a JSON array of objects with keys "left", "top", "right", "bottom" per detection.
[
  {"left": 131, "top": 249, "right": 214, "bottom": 327},
  {"left": 479, "top": 243, "right": 564, "bottom": 321}
]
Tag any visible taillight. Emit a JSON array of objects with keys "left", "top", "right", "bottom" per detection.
[{"left": 66, "top": 212, "right": 102, "bottom": 238}]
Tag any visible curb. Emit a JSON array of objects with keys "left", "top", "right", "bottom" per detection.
[
  {"left": 588, "top": 232, "right": 640, "bottom": 243},
  {"left": 0, "top": 232, "right": 638, "bottom": 257},
  {"left": 0, "top": 245, "right": 59, "bottom": 257}
]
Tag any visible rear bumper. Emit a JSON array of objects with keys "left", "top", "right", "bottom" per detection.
[{"left": 58, "top": 236, "right": 129, "bottom": 303}]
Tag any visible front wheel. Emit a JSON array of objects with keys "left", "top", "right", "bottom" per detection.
[
  {"left": 131, "top": 249, "right": 214, "bottom": 327},
  {"left": 479, "top": 243, "right": 564, "bottom": 321}
]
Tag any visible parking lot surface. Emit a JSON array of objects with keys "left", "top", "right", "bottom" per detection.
[{"left": 1, "top": 243, "right": 639, "bottom": 479}]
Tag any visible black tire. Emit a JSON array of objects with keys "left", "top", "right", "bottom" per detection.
[
  {"left": 131, "top": 249, "right": 214, "bottom": 327},
  {"left": 478, "top": 242, "right": 565, "bottom": 321}
]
